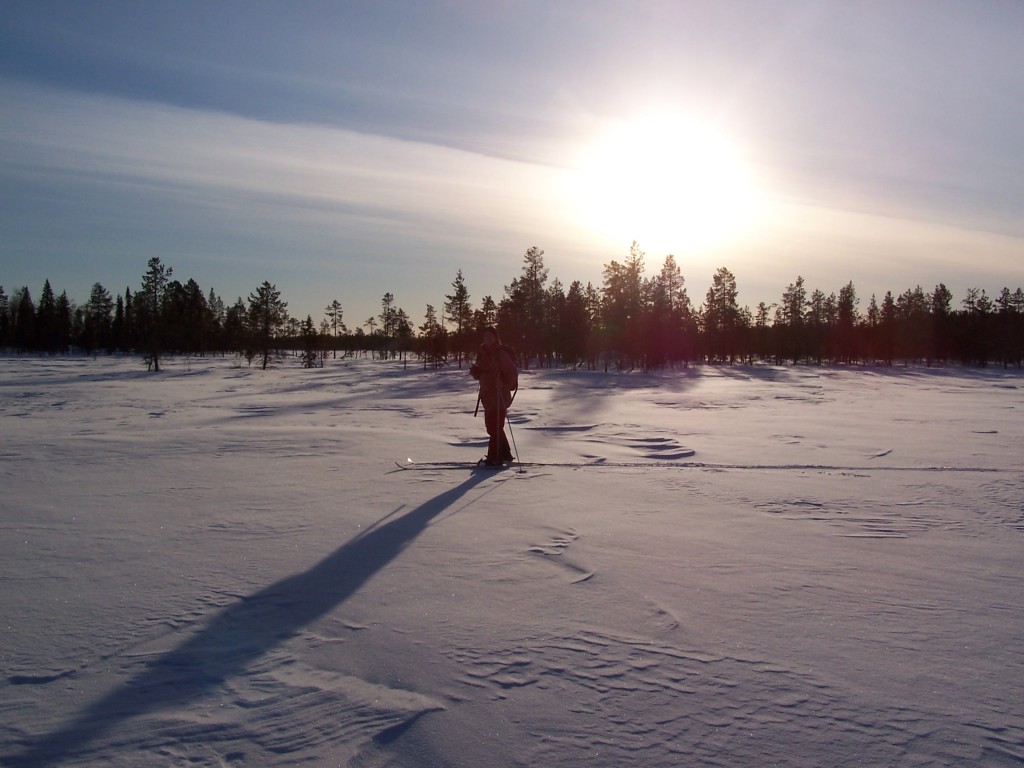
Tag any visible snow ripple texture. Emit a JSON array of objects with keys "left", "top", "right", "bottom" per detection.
[
  {"left": 446, "top": 619, "right": 1024, "bottom": 766},
  {"left": 2, "top": 358, "right": 1022, "bottom": 767}
]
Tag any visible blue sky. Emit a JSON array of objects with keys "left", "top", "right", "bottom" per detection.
[{"left": 2, "top": 0, "right": 1022, "bottom": 328}]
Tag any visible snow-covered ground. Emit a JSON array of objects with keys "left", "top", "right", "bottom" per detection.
[{"left": 1, "top": 356, "right": 1022, "bottom": 767}]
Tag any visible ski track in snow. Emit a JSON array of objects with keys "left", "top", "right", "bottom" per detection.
[{"left": 1, "top": 357, "right": 1022, "bottom": 767}]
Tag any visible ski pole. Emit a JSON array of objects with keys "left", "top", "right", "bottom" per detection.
[
  {"left": 506, "top": 405, "right": 522, "bottom": 472},
  {"left": 494, "top": 374, "right": 502, "bottom": 464},
  {"left": 498, "top": 368, "right": 521, "bottom": 469}
]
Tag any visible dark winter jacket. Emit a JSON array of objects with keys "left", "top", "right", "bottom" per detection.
[{"left": 470, "top": 343, "right": 518, "bottom": 411}]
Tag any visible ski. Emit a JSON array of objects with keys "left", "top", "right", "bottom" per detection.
[
  {"left": 394, "top": 458, "right": 619, "bottom": 471},
  {"left": 394, "top": 458, "right": 688, "bottom": 471},
  {"left": 394, "top": 458, "right": 1001, "bottom": 473},
  {"left": 395, "top": 459, "right": 518, "bottom": 471}
]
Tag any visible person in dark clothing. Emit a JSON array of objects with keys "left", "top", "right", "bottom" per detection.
[{"left": 470, "top": 327, "right": 518, "bottom": 466}]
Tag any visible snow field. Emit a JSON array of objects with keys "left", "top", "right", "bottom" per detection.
[{"left": 1, "top": 356, "right": 1022, "bottom": 766}]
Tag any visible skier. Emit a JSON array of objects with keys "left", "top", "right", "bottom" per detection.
[{"left": 470, "top": 326, "right": 518, "bottom": 466}]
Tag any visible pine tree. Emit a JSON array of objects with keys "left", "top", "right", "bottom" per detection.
[
  {"left": 703, "top": 267, "right": 742, "bottom": 363},
  {"left": 896, "top": 286, "right": 930, "bottom": 365},
  {"left": 929, "top": 284, "right": 953, "bottom": 364},
  {"left": 0, "top": 286, "right": 9, "bottom": 349},
  {"left": 223, "top": 298, "right": 247, "bottom": 355},
  {"left": 544, "top": 278, "right": 566, "bottom": 367},
  {"left": 300, "top": 315, "right": 321, "bottom": 368},
  {"left": 444, "top": 269, "right": 473, "bottom": 368},
  {"left": 393, "top": 307, "right": 413, "bottom": 362},
  {"left": 775, "top": 276, "right": 807, "bottom": 364},
  {"left": 55, "top": 291, "right": 73, "bottom": 354},
  {"left": 960, "top": 288, "right": 993, "bottom": 366},
  {"left": 180, "top": 278, "right": 211, "bottom": 356},
  {"left": 420, "top": 304, "right": 446, "bottom": 368},
  {"left": 208, "top": 288, "right": 226, "bottom": 351},
  {"left": 1011, "top": 288, "right": 1024, "bottom": 367},
  {"left": 36, "top": 280, "right": 60, "bottom": 353},
  {"left": 503, "top": 246, "right": 548, "bottom": 366},
  {"left": 601, "top": 242, "right": 647, "bottom": 368},
  {"left": 247, "top": 281, "right": 288, "bottom": 370},
  {"left": 123, "top": 287, "right": 137, "bottom": 352},
  {"left": 879, "top": 291, "right": 897, "bottom": 365},
  {"left": 379, "top": 292, "right": 397, "bottom": 355},
  {"left": 138, "top": 257, "right": 173, "bottom": 371},
  {"left": 82, "top": 283, "right": 114, "bottom": 354},
  {"left": 111, "top": 294, "right": 125, "bottom": 353},
  {"left": 834, "top": 281, "right": 859, "bottom": 364},
  {"left": 807, "top": 288, "right": 829, "bottom": 365},
  {"left": 650, "top": 254, "right": 694, "bottom": 367},
  {"left": 12, "top": 287, "right": 36, "bottom": 351},
  {"left": 475, "top": 295, "right": 498, "bottom": 332},
  {"left": 324, "top": 299, "right": 346, "bottom": 358},
  {"left": 753, "top": 301, "right": 773, "bottom": 363},
  {"left": 563, "top": 280, "right": 591, "bottom": 368}
]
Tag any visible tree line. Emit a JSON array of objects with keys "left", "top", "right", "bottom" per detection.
[{"left": 2, "top": 246, "right": 1022, "bottom": 370}]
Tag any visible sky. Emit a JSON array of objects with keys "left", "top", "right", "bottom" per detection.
[{"left": 2, "top": 0, "right": 1023, "bottom": 328}]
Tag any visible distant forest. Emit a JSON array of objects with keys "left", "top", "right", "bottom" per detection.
[{"left": 2, "top": 244, "right": 1022, "bottom": 371}]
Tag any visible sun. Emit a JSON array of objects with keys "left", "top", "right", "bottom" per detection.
[{"left": 569, "top": 114, "right": 761, "bottom": 254}]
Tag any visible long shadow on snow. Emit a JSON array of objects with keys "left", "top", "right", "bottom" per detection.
[{"left": 5, "top": 472, "right": 493, "bottom": 767}]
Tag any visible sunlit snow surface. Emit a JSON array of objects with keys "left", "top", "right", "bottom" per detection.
[{"left": 1, "top": 356, "right": 1022, "bottom": 767}]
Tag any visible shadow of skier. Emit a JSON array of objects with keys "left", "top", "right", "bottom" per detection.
[{"left": 5, "top": 472, "right": 494, "bottom": 767}]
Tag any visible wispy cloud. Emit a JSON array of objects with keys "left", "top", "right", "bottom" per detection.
[{"left": 0, "top": 80, "right": 577, "bottom": 316}]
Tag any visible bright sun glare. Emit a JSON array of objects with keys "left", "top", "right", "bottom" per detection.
[{"left": 570, "top": 115, "right": 761, "bottom": 254}]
